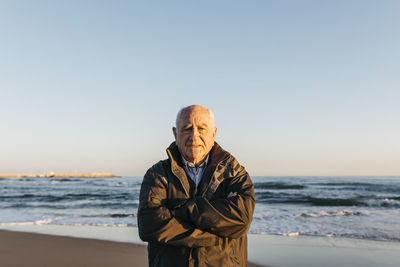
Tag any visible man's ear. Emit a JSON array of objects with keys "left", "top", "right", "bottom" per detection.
[
  {"left": 213, "top": 127, "right": 218, "bottom": 139},
  {"left": 172, "top": 127, "right": 177, "bottom": 139}
]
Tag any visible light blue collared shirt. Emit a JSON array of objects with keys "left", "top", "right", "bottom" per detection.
[{"left": 181, "top": 155, "right": 209, "bottom": 187}]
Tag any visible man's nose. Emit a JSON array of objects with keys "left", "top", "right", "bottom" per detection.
[{"left": 190, "top": 127, "right": 200, "bottom": 138}]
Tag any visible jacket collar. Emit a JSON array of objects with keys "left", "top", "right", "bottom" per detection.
[{"left": 166, "top": 141, "right": 230, "bottom": 196}]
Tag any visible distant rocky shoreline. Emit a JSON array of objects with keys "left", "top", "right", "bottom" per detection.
[{"left": 0, "top": 172, "right": 121, "bottom": 178}]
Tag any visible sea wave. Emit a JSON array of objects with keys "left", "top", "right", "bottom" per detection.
[
  {"left": 3, "top": 202, "right": 138, "bottom": 210},
  {"left": 254, "top": 182, "right": 305, "bottom": 190},
  {"left": 0, "top": 192, "right": 135, "bottom": 202},
  {"left": 49, "top": 178, "right": 84, "bottom": 182},
  {"left": 297, "top": 210, "right": 363, "bottom": 218},
  {"left": 256, "top": 193, "right": 400, "bottom": 208},
  {"left": 109, "top": 213, "right": 135, "bottom": 218},
  {"left": 301, "top": 197, "right": 362, "bottom": 206},
  {"left": 1, "top": 176, "right": 399, "bottom": 243},
  {"left": 309, "top": 182, "right": 400, "bottom": 194},
  {"left": 365, "top": 198, "right": 400, "bottom": 208}
]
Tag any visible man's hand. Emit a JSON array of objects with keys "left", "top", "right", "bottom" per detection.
[{"left": 227, "top": 192, "right": 237, "bottom": 198}]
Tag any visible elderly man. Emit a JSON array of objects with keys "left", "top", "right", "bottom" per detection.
[{"left": 138, "top": 105, "right": 255, "bottom": 267}]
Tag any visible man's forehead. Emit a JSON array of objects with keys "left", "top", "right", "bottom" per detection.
[
  {"left": 178, "top": 108, "right": 213, "bottom": 125},
  {"left": 183, "top": 108, "right": 209, "bottom": 117},
  {"left": 181, "top": 121, "right": 209, "bottom": 128}
]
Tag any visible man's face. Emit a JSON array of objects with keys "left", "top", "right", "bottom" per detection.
[{"left": 173, "top": 107, "right": 217, "bottom": 165}]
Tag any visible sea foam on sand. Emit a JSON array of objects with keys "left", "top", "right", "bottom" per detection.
[{"left": 0, "top": 224, "right": 399, "bottom": 267}]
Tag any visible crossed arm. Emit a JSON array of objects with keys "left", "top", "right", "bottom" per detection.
[
  {"left": 173, "top": 168, "right": 255, "bottom": 239},
  {"left": 137, "top": 164, "right": 255, "bottom": 248},
  {"left": 137, "top": 167, "right": 220, "bottom": 248}
]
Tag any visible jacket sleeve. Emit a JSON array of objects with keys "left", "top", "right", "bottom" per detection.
[
  {"left": 174, "top": 162, "right": 255, "bottom": 239},
  {"left": 137, "top": 162, "right": 221, "bottom": 248}
]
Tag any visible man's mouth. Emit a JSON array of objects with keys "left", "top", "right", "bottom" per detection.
[{"left": 188, "top": 144, "right": 202, "bottom": 148}]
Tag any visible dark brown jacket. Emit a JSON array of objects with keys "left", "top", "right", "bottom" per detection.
[{"left": 138, "top": 142, "right": 255, "bottom": 267}]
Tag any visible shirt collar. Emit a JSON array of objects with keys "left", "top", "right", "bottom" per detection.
[{"left": 181, "top": 154, "right": 209, "bottom": 169}]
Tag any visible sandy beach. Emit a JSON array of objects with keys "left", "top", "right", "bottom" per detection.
[
  {"left": 0, "top": 229, "right": 263, "bottom": 267},
  {"left": 0, "top": 225, "right": 399, "bottom": 267}
]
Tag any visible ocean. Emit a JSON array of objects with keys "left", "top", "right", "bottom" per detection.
[{"left": 1, "top": 176, "right": 399, "bottom": 242}]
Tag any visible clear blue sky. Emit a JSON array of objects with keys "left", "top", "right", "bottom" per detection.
[{"left": 1, "top": 1, "right": 399, "bottom": 176}]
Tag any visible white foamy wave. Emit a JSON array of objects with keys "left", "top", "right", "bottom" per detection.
[
  {"left": 298, "top": 210, "right": 363, "bottom": 218},
  {"left": 0, "top": 220, "right": 132, "bottom": 228},
  {"left": 0, "top": 222, "right": 36, "bottom": 226},
  {"left": 283, "top": 232, "right": 300, "bottom": 236},
  {"left": 0, "top": 219, "right": 53, "bottom": 226},
  {"left": 63, "top": 223, "right": 129, "bottom": 227},
  {"left": 47, "top": 215, "right": 137, "bottom": 227},
  {"left": 35, "top": 219, "right": 53, "bottom": 225}
]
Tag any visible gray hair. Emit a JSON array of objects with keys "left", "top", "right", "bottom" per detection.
[{"left": 175, "top": 105, "right": 215, "bottom": 129}]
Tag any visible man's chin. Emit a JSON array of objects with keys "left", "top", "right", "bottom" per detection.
[
  {"left": 187, "top": 147, "right": 203, "bottom": 154},
  {"left": 185, "top": 151, "right": 204, "bottom": 162}
]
